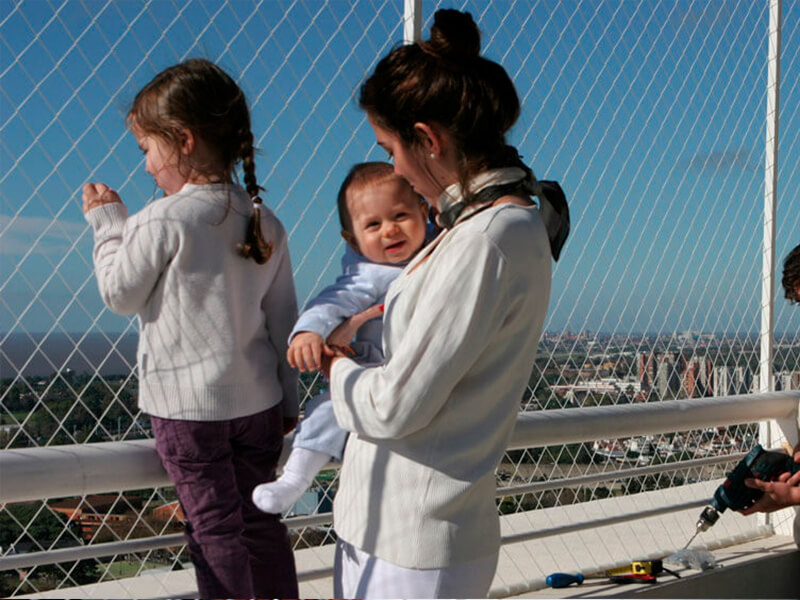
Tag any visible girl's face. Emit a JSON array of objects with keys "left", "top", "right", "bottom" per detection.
[
  {"left": 369, "top": 115, "right": 442, "bottom": 201},
  {"left": 133, "top": 128, "right": 188, "bottom": 196}
]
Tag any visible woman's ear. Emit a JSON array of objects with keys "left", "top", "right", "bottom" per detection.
[{"left": 413, "top": 122, "right": 445, "bottom": 158}]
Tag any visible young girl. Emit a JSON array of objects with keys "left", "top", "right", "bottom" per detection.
[{"left": 82, "top": 58, "right": 299, "bottom": 599}]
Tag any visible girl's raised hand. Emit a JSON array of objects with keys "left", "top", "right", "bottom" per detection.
[{"left": 82, "top": 182, "right": 122, "bottom": 214}]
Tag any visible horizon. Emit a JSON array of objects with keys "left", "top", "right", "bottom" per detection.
[{"left": 3, "top": 328, "right": 800, "bottom": 338}]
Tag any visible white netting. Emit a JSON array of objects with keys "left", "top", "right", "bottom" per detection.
[{"left": 1, "top": 0, "right": 798, "bottom": 596}]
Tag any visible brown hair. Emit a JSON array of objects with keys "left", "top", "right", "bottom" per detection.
[
  {"left": 782, "top": 243, "right": 800, "bottom": 303},
  {"left": 128, "top": 58, "right": 272, "bottom": 264},
  {"left": 336, "top": 162, "right": 399, "bottom": 235},
  {"left": 359, "top": 9, "right": 520, "bottom": 203}
]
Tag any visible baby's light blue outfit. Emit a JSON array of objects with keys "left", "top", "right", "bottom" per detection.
[{"left": 291, "top": 246, "right": 401, "bottom": 459}]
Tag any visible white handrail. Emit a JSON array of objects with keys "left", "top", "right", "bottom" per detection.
[
  {"left": 509, "top": 391, "right": 798, "bottom": 449},
  {"left": 2, "top": 392, "right": 797, "bottom": 505}
]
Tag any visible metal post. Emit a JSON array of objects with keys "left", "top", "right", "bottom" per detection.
[
  {"left": 760, "top": 0, "right": 782, "bottom": 532},
  {"left": 403, "top": 0, "right": 422, "bottom": 44},
  {"left": 760, "top": 0, "right": 781, "bottom": 404}
]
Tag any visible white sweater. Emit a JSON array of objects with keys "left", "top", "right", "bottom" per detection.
[
  {"left": 331, "top": 203, "right": 551, "bottom": 568},
  {"left": 85, "top": 183, "right": 298, "bottom": 421}
]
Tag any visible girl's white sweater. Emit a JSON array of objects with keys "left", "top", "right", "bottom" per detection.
[{"left": 85, "top": 183, "right": 298, "bottom": 421}]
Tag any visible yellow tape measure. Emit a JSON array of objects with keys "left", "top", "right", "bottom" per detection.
[{"left": 605, "top": 560, "right": 661, "bottom": 577}]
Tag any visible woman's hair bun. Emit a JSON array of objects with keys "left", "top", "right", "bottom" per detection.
[{"left": 427, "top": 9, "right": 480, "bottom": 59}]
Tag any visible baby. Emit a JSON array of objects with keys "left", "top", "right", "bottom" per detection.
[{"left": 252, "top": 161, "right": 430, "bottom": 514}]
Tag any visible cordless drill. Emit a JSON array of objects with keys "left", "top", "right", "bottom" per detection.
[{"left": 693, "top": 444, "right": 800, "bottom": 535}]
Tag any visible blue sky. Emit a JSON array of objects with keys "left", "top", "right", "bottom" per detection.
[{"left": 1, "top": 0, "right": 798, "bottom": 338}]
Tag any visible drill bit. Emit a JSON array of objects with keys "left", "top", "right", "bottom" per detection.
[{"left": 682, "top": 531, "right": 698, "bottom": 550}]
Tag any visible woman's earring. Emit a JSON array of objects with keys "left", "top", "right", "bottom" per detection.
[{"left": 429, "top": 153, "right": 436, "bottom": 159}]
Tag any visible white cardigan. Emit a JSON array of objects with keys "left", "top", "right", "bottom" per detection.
[
  {"left": 331, "top": 203, "right": 551, "bottom": 568},
  {"left": 85, "top": 183, "right": 298, "bottom": 421}
]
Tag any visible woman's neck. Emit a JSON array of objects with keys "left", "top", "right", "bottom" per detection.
[{"left": 434, "top": 167, "right": 533, "bottom": 228}]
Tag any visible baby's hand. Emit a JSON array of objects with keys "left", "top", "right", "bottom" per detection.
[
  {"left": 82, "top": 182, "right": 122, "bottom": 214},
  {"left": 287, "top": 331, "right": 325, "bottom": 372}
]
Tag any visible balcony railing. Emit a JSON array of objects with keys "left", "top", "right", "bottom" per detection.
[{"left": 2, "top": 391, "right": 797, "bottom": 598}]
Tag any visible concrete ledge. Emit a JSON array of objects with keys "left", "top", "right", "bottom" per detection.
[
  {"left": 515, "top": 535, "right": 798, "bottom": 599},
  {"left": 23, "top": 534, "right": 798, "bottom": 600},
  {"left": 625, "top": 536, "right": 799, "bottom": 599},
  {"left": 17, "top": 545, "right": 336, "bottom": 599},
  {"left": 21, "top": 482, "right": 797, "bottom": 599},
  {"left": 17, "top": 567, "right": 198, "bottom": 600}
]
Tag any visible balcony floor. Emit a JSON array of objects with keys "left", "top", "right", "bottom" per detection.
[
  {"left": 517, "top": 534, "right": 798, "bottom": 598},
  {"left": 19, "top": 534, "right": 797, "bottom": 599},
  {"left": 17, "top": 481, "right": 799, "bottom": 599}
]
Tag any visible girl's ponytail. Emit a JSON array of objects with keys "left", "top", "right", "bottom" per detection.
[{"left": 237, "top": 131, "right": 273, "bottom": 264}]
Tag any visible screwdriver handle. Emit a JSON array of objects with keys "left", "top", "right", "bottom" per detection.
[{"left": 546, "top": 572, "right": 584, "bottom": 588}]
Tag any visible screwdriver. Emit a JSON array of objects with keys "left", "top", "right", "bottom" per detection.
[{"left": 546, "top": 572, "right": 584, "bottom": 588}]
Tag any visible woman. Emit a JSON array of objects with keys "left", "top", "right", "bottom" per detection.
[{"left": 323, "top": 9, "right": 559, "bottom": 598}]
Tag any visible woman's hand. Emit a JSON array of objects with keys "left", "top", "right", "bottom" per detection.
[
  {"left": 320, "top": 349, "right": 347, "bottom": 380},
  {"left": 320, "top": 303, "right": 384, "bottom": 379},
  {"left": 326, "top": 303, "right": 384, "bottom": 348},
  {"left": 82, "top": 182, "right": 122, "bottom": 214}
]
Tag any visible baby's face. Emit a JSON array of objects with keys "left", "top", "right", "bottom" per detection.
[{"left": 346, "top": 179, "right": 428, "bottom": 265}]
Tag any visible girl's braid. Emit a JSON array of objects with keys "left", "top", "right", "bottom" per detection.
[{"left": 237, "top": 129, "right": 273, "bottom": 264}]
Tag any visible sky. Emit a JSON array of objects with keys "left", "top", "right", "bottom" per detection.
[{"left": 1, "top": 0, "right": 799, "bottom": 340}]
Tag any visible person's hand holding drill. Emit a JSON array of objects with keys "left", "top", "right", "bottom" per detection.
[
  {"left": 740, "top": 442, "right": 800, "bottom": 515},
  {"left": 741, "top": 245, "right": 800, "bottom": 515}
]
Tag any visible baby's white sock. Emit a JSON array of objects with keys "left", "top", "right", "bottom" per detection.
[{"left": 252, "top": 447, "right": 331, "bottom": 514}]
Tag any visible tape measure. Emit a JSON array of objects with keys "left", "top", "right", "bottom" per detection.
[
  {"left": 605, "top": 560, "right": 663, "bottom": 577},
  {"left": 605, "top": 560, "right": 680, "bottom": 584}
]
